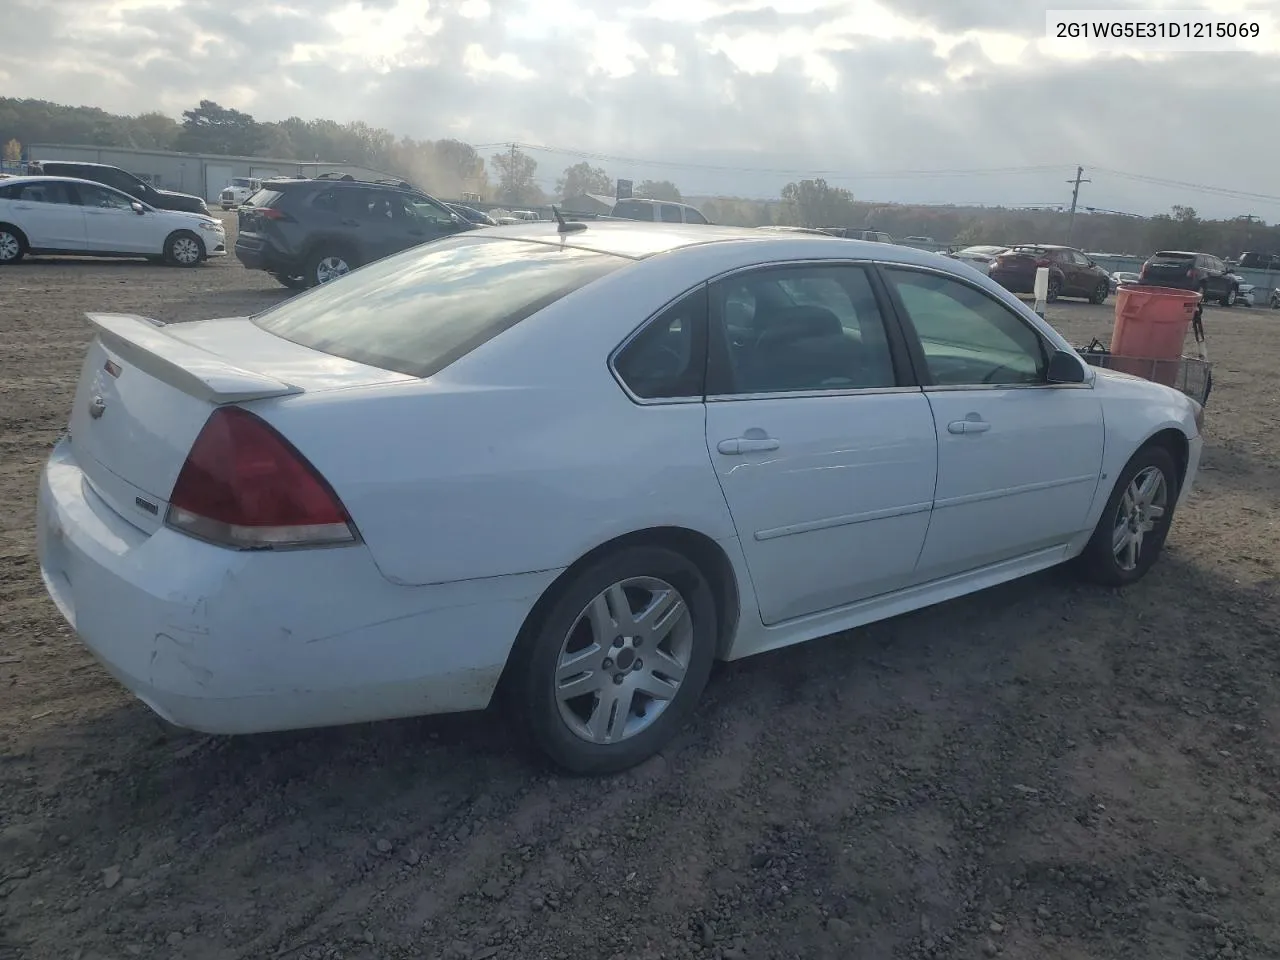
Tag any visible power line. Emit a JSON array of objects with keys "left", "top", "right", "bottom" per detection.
[{"left": 1091, "top": 166, "right": 1280, "bottom": 206}]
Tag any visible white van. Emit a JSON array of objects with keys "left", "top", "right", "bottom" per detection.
[{"left": 611, "top": 198, "right": 710, "bottom": 224}]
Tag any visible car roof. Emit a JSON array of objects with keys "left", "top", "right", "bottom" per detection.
[
  {"left": 0, "top": 174, "right": 128, "bottom": 189},
  {"left": 1152, "top": 250, "right": 1199, "bottom": 256},
  {"left": 463, "top": 219, "right": 953, "bottom": 264},
  {"left": 33, "top": 160, "right": 117, "bottom": 169}
]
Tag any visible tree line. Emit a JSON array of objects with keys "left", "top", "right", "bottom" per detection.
[{"left": 2, "top": 97, "right": 1275, "bottom": 258}]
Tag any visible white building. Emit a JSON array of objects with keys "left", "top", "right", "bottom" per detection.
[{"left": 27, "top": 144, "right": 397, "bottom": 202}]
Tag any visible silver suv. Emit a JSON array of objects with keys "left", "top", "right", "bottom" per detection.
[{"left": 611, "top": 198, "right": 710, "bottom": 224}]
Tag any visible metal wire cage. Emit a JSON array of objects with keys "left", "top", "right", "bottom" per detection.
[{"left": 1077, "top": 342, "right": 1212, "bottom": 407}]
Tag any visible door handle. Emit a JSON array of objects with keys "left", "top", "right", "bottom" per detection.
[
  {"left": 717, "top": 437, "right": 780, "bottom": 455},
  {"left": 947, "top": 419, "right": 991, "bottom": 435}
]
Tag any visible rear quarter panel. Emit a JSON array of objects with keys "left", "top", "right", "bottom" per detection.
[{"left": 249, "top": 251, "right": 760, "bottom": 586}]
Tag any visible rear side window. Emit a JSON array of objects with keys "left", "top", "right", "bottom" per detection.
[
  {"left": 684, "top": 208, "right": 708, "bottom": 224},
  {"left": 612, "top": 200, "right": 652, "bottom": 220},
  {"left": 253, "top": 236, "right": 628, "bottom": 378},
  {"left": 659, "top": 204, "right": 682, "bottom": 223},
  {"left": 246, "top": 189, "right": 283, "bottom": 207}
]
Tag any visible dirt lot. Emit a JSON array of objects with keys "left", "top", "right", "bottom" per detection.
[{"left": 2, "top": 223, "right": 1279, "bottom": 960}]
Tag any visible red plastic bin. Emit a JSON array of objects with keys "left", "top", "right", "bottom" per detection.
[{"left": 1109, "top": 284, "right": 1201, "bottom": 386}]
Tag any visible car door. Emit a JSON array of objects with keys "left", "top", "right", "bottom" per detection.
[
  {"left": 7, "top": 180, "right": 86, "bottom": 250},
  {"left": 73, "top": 182, "right": 156, "bottom": 254},
  {"left": 702, "top": 262, "right": 938, "bottom": 626},
  {"left": 880, "top": 265, "right": 1104, "bottom": 581}
]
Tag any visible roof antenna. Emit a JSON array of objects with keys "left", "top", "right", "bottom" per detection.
[{"left": 552, "top": 205, "right": 587, "bottom": 234}]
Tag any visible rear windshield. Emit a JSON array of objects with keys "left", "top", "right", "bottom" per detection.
[
  {"left": 245, "top": 189, "right": 283, "bottom": 207},
  {"left": 1150, "top": 252, "right": 1194, "bottom": 263},
  {"left": 252, "top": 236, "right": 628, "bottom": 378}
]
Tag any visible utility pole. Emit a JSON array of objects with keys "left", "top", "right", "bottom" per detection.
[
  {"left": 1065, "top": 165, "right": 1090, "bottom": 245},
  {"left": 508, "top": 142, "right": 518, "bottom": 205}
]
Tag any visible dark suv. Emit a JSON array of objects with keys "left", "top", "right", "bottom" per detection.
[
  {"left": 27, "top": 161, "right": 208, "bottom": 214},
  {"left": 1140, "top": 251, "right": 1239, "bottom": 306},
  {"left": 988, "top": 244, "right": 1112, "bottom": 303},
  {"left": 235, "top": 175, "right": 473, "bottom": 288}
]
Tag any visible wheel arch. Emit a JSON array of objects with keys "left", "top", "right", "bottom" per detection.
[
  {"left": 1141, "top": 426, "right": 1191, "bottom": 488},
  {"left": 498, "top": 525, "right": 742, "bottom": 692}
]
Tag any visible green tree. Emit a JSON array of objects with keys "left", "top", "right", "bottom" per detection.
[
  {"left": 492, "top": 147, "right": 539, "bottom": 205},
  {"left": 556, "top": 161, "right": 612, "bottom": 199},
  {"left": 780, "top": 178, "right": 856, "bottom": 228},
  {"left": 635, "top": 179, "right": 681, "bottom": 202},
  {"left": 176, "top": 100, "right": 263, "bottom": 156}
]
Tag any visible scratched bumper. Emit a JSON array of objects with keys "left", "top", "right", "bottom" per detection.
[{"left": 36, "top": 438, "right": 558, "bottom": 735}]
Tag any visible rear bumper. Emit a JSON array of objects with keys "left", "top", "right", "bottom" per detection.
[
  {"left": 234, "top": 237, "right": 295, "bottom": 273},
  {"left": 37, "top": 439, "right": 558, "bottom": 735},
  {"left": 988, "top": 269, "right": 1038, "bottom": 294}
]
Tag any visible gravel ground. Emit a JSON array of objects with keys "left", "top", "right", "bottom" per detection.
[{"left": 2, "top": 220, "right": 1279, "bottom": 960}]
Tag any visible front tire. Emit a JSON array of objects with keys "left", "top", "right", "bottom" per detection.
[
  {"left": 164, "top": 231, "right": 204, "bottom": 267},
  {"left": 508, "top": 545, "right": 718, "bottom": 775},
  {"left": 1089, "top": 279, "right": 1109, "bottom": 305},
  {"left": 1074, "top": 444, "right": 1179, "bottom": 587},
  {"left": 1047, "top": 275, "right": 1062, "bottom": 303}
]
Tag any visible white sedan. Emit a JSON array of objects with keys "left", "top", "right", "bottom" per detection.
[
  {"left": 0, "top": 175, "right": 225, "bottom": 266},
  {"left": 37, "top": 222, "right": 1203, "bottom": 774}
]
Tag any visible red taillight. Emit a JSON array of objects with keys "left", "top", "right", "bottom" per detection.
[
  {"left": 1035, "top": 258, "right": 1051, "bottom": 267},
  {"left": 165, "top": 407, "right": 355, "bottom": 550},
  {"left": 259, "top": 207, "right": 291, "bottom": 221}
]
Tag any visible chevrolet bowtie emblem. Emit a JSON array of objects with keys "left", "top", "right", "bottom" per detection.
[{"left": 88, "top": 396, "right": 107, "bottom": 420}]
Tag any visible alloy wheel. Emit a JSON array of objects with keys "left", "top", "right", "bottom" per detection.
[
  {"left": 0, "top": 231, "right": 20, "bottom": 262},
  {"left": 554, "top": 576, "right": 694, "bottom": 745},
  {"left": 1112, "top": 465, "right": 1168, "bottom": 572},
  {"left": 315, "top": 256, "right": 350, "bottom": 284},
  {"left": 171, "top": 236, "right": 201, "bottom": 265}
]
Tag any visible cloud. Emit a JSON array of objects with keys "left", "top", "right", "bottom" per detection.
[{"left": 4, "top": 0, "right": 1279, "bottom": 217}]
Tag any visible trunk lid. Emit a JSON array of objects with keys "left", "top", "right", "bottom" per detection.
[
  {"left": 68, "top": 313, "right": 412, "bottom": 532},
  {"left": 1142, "top": 256, "right": 1195, "bottom": 285}
]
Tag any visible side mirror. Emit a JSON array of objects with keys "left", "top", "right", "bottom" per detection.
[
  {"left": 1047, "top": 349, "right": 1087, "bottom": 384},
  {"left": 131, "top": 201, "right": 145, "bottom": 215}
]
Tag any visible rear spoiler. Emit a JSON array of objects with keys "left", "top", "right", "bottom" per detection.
[{"left": 85, "top": 313, "right": 303, "bottom": 405}]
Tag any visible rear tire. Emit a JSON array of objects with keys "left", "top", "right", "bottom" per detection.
[
  {"left": 1089, "top": 279, "right": 1109, "bottom": 305},
  {"left": 1074, "top": 444, "right": 1179, "bottom": 587},
  {"left": 506, "top": 545, "right": 718, "bottom": 775},
  {"left": 0, "top": 224, "right": 27, "bottom": 264},
  {"left": 1220, "top": 285, "right": 1237, "bottom": 307},
  {"left": 164, "top": 231, "right": 204, "bottom": 267},
  {"left": 304, "top": 248, "right": 357, "bottom": 287}
]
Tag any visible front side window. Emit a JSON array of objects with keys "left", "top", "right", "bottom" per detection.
[
  {"left": 74, "top": 184, "right": 136, "bottom": 209},
  {"left": 613, "top": 287, "right": 707, "bottom": 400},
  {"left": 885, "top": 268, "right": 1047, "bottom": 387},
  {"left": 659, "top": 204, "right": 682, "bottom": 223},
  {"left": 684, "top": 208, "right": 708, "bottom": 224},
  {"left": 253, "top": 236, "right": 628, "bottom": 378},
  {"left": 407, "top": 193, "right": 458, "bottom": 225},
  {"left": 710, "top": 264, "right": 897, "bottom": 396}
]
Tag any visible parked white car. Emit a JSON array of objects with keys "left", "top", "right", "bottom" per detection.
[
  {"left": 37, "top": 222, "right": 1202, "bottom": 773},
  {"left": 218, "top": 177, "right": 263, "bottom": 209},
  {"left": 0, "top": 176, "right": 225, "bottom": 266}
]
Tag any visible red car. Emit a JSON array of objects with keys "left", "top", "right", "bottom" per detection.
[{"left": 988, "top": 244, "right": 1112, "bottom": 304}]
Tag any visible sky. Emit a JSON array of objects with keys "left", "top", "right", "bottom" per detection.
[{"left": 5, "top": 0, "right": 1280, "bottom": 218}]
